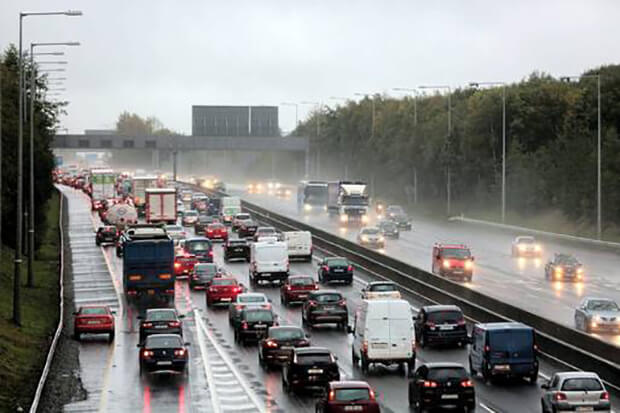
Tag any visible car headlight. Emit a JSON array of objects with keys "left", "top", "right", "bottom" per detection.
[
  {"left": 534, "top": 245, "right": 541, "bottom": 252},
  {"left": 323, "top": 205, "right": 328, "bottom": 212},
  {"left": 361, "top": 235, "right": 369, "bottom": 242},
  {"left": 594, "top": 315, "right": 602, "bottom": 322},
  {"left": 465, "top": 260, "right": 474, "bottom": 270},
  {"left": 361, "top": 215, "right": 369, "bottom": 223},
  {"left": 577, "top": 267, "right": 584, "bottom": 273},
  {"left": 378, "top": 236, "right": 385, "bottom": 242},
  {"left": 518, "top": 245, "right": 526, "bottom": 251},
  {"left": 555, "top": 267, "right": 563, "bottom": 274},
  {"left": 304, "top": 204, "right": 312, "bottom": 212},
  {"left": 285, "top": 190, "right": 291, "bottom": 196},
  {"left": 443, "top": 259, "right": 451, "bottom": 269},
  {"left": 340, "top": 214, "right": 348, "bottom": 222},
  {"left": 377, "top": 205, "right": 383, "bottom": 211}
]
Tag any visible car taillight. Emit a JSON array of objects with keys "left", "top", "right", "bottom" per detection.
[
  {"left": 209, "top": 287, "right": 215, "bottom": 293},
  {"left": 322, "top": 265, "right": 329, "bottom": 272},
  {"left": 285, "top": 285, "right": 291, "bottom": 291},
  {"left": 554, "top": 392, "right": 567, "bottom": 401},
  {"left": 242, "top": 321, "right": 248, "bottom": 330},
  {"left": 169, "top": 321, "right": 181, "bottom": 328},
  {"left": 174, "top": 262, "right": 181, "bottom": 268},
  {"left": 174, "top": 349, "right": 186, "bottom": 357},
  {"left": 423, "top": 380, "right": 438, "bottom": 388},
  {"left": 338, "top": 299, "right": 347, "bottom": 307},
  {"left": 369, "top": 388, "right": 376, "bottom": 401},
  {"left": 425, "top": 321, "right": 436, "bottom": 328},
  {"left": 443, "top": 259, "right": 451, "bottom": 269},
  {"left": 142, "top": 322, "right": 153, "bottom": 328},
  {"left": 234, "top": 287, "right": 242, "bottom": 293},
  {"left": 142, "top": 350, "right": 154, "bottom": 358},
  {"left": 209, "top": 250, "right": 214, "bottom": 257},
  {"left": 412, "top": 338, "right": 416, "bottom": 351},
  {"left": 457, "top": 319, "right": 466, "bottom": 326},
  {"left": 262, "top": 304, "right": 271, "bottom": 309},
  {"left": 308, "top": 300, "right": 317, "bottom": 307},
  {"left": 461, "top": 379, "right": 474, "bottom": 387},
  {"left": 601, "top": 391, "right": 609, "bottom": 401},
  {"left": 347, "top": 265, "right": 353, "bottom": 272},
  {"left": 265, "top": 339, "right": 278, "bottom": 348},
  {"left": 328, "top": 390, "right": 335, "bottom": 401},
  {"left": 362, "top": 340, "right": 368, "bottom": 353}
]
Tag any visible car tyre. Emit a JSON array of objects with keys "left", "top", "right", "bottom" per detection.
[
  {"left": 109, "top": 330, "right": 115, "bottom": 343},
  {"left": 352, "top": 348, "right": 359, "bottom": 367},
  {"left": 73, "top": 331, "right": 81, "bottom": 341},
  {"left": 361, "top": 354, "right": 370, "bottom": 374},
  {"left": 469, "top": 356, "right": 477, "bottom": 375}
]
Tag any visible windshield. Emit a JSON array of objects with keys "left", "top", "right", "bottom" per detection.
[
  {"left": 195, "top": 264, "right": 217, "bottom": 275},
  {"left": 387, "top": 206, "right": 404, "bottom": 214},
  {"left": 208, "top": 224, "right": 225, "bottom": 230},
  {"left": 81, "top": 307, "right": 107, "bottom": 315},
  {"left": 245, "top": 310, "right": 273, "bottom": 322},
  {"left": 146, "top": 335, "right": 183, "bottom": 349},
  {"left": 370, "top": 283, "right": 396, "bottom": 292},
  {"left": 488, "top": 330, "right": 533, "bottom": 350},
  {"left": 146, "top": 310, "right": 176, "bottom": 321},
  {"left": 586, "top": 300, "right": 619, "bottom": 311},
  {"left": 296, "top": 353, "right": 332, "bottom": 365},
  {"left": 239, "top": 295, "right": 266, "bottom": 303},
  {"left": 428, "top": 367, "right": 468, "bottom": 381},
  {"left": 326, "top": 258, "right": 348, "bottom": 267},
  {"left": 557, "top": 255, "right": 578, "bottom": 265},
  {"left": 362, "top": 228, "right": 380, "bottom": 235},
  {"left": 334, "top": 388, "right": 371, "bottom": 402},
  {"left": 229, "top": 240, "right": 247, "bottom": 246},
  {"left": 236, "top": 214, "right": 250, "bottom": 220},
  {"left": 314, "top": 293, "right": 342, "bottom": 303},
  {"left": 270, "top": 328, "right": 305, "bottom": 340},
  {"left": 517, "top": 237, "right": 535, "bottom": 244},
  {"left": 427, "top": 311, "right": 463, "bottom": 323},
  {"left": 212, "top": 279, "right": 235, "bottom": 286},
  {"left": 342, "top": 196, "right": 368, "bottom": 206},
  {"left": 441, "top": 248, "right": 471, "bottom": 259},
  {"left": 187, "top": 241, "right": 211, "bottom": 252},
  {"left": 381, "top": 222, "right": 396, "bottom": 229},
  {"left": 290, "top": 277, "right": 315, "bottom": 286},
  {"left": 561, "top": 378, "right": 603, "bottom": 391},
  {"left": 166, "top": 225, "right": 183, "bottom": 232},
  {"left": 184, "top": 211, "right": 198, "bottom": 217},
  {"left": 258, "top": 228, "right": 276, "bottom": 234}
]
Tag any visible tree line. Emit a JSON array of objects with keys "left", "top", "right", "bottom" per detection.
[{"left": 294, "top": 65, "right": 620, "bottom": 237}]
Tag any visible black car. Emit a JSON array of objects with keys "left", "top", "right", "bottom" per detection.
[
  {"left": 317, "top": 257, "right": 353, "bottom": 285},
  {"left": 378, "top": 220, "right": 400, "bottom": 239},
  {"left": 190, "top": 262, "right": 219, "bottom": 290},
  {"left": 408, "top": 363, "right": 475, "bottom": 412},
  {"left": 223, "top": 238, "right": 250, "bottom": 262},
  {"left": 138, "top": 334, "right": 189, "bottom": 376},
  {"left": 415, "top": 305, "right": 468, "bottom": 348},
  {"left": 238, "top": 219, "right": 258, "bottom": 238},
  {"left": 258, "top": 326, "right": 311, "bottom": 369},
  {"left": 194, "top": 215, "right": 218, "bottom": 234},
  {"left": 96, "top": 225, "right": 118, "bottom": 246},
  {"left": 544, "top": 253, "right": 584, "bottom": 282},
  {"left": 282, "top": 347, "right": 340, "bottom": 394},
  {"left": 302, "top": 290, "right": 348, "bottom": 330},
  {"left": 138, "top": 308, "right": 184, "bottom": 343},
  {"left": 391, "top": 213, "right": 412, "bottom": 230},
  {"left": 233, "top": 308, "right": 277, "bottom": 346}
]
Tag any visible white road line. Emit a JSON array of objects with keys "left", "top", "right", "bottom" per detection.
[
  {"left": 193, "top": 309, "right": 222, "bottom": 413},
  {"left": 479, "top": 402, "right": 497, "bottom": 413}
]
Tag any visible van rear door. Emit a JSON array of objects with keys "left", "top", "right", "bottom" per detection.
[
  {"left": 388, "top": 318, "right": 413, "bottom": 359},
  {"left": 365, "top": 317, "right": 391, "bottom": 360}
]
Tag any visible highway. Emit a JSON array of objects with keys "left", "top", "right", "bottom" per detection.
[
  {"left": 226, "top": 184, "right": 620, "bottom": 348},
  {"left": 60, "top": 185, "right": 619, "bottom": 412}
]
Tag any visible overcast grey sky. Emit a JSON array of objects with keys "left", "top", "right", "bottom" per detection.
[{"left": 1, "top": 0, "right": 618, "bottom": 135}]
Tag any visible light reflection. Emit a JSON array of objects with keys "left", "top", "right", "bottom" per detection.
[
  {"left": 552, "top": 281, "right": 563, "bottom": 296},
  {"left": 143, "top": 385, "right": 151, "bottom": 413},
  {"left": 517, "top": 257, "right": 526, "bottom": 270},
  {"left": 574, "top": 281, "right": 584, "bottom": 297},
  {"left": 533, "top": 258, "right": 541, "bottom": 269}
]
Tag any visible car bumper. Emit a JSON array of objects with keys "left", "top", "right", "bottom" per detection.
[
  {"left": 285, "top": 291, "right": 312, "bottom": 302},
  {"left": 588, "top": 322, "right": 620, "bottom": 333},
  {"left": 326, "top": 272, "right": 353, "bottom": 282},
  {"left": 263, "top": 348, "right": 297, "bottom": 364},
  {"left": 142, "top": 359, "right": 187, "bottom": 374},
  {"left": 425, "top": 330, "right": 468, "bottom": 344},
  {"left": 308, "top": 312, "right": 347, "bottom": 323},
  {"left": 142, "top": 327, "right": 183, "bottom": 338},
  {"left": 488, "top": 361, "right": 538, "bottom": 377},
  {"left": 253, "top": 272, "right": 289, "bottom": 282},
  {"left": 289, "top": 372, "right": 340, "bottom": 389},
  {"left": 440, "top": 269, "right": 472, "bottom": 279},
  {"left": 207, "top": 294, "right": 237, "bottom": 304},
  {"left": 226, "top": 251, "right": 249, "bottom": 259},
  {"left": 420, "top": 391, "right": 475, "bottom": 408},
  {"left": 75, "top": 323, "right": 114, "bottom": 334},
  {"left": 550, "top": 402, "right": 610, "bottom": 412},
  {"left": 239, "top": 329, "right": 269, "bottom": 341}
]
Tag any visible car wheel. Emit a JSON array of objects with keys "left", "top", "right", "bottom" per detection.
[
  {"left": 352, "top": 348, "right": 359, "bottom": 367},
  {"left": 469, "top": 356, "right": 476, "bottom": 375},
  {"left": 109, "top": 330, "right": 115, "bottom": 343},
  {"left": 139, "top": 362, "right": 143, "bottom": 377},
  {"left": 408, "top": 358, "right": 416, "bottom": 376},
  {"left": 73, "top": 331, "right": 81, "bottom": 341},
  {"left": 96, "top": 240, "right": 101, "bottom": 246},
  {"left": 361, "top": 355, "right": 369, "bottom": 374}
]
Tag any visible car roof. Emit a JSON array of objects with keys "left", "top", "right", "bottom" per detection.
[
  {"left": 145, "top": 333, "right": 182, "bottom": 340},
  {"left": 294, "top": 346, "right": 331, "bottom": 355},
  {"left": 477, "top": 322, "right": 531, "bottom": 330},
  {"left": 310, "top": 290, "right": 342, "bottom": 296},
  {"left": 238, "top": 293, "right": 267, "bottom": 299},
  {"left": 288, "top": 274, "right": 314, "bottom": 279},
  {"left": 583, "top": 297, "right": 616, "bottom": 303},
  {"left": 555, "top": 371, "right": 601, "bottom": 380},
  {"left": 329, "top": 381, "right": 372, "bottom": 389},
  {"left": 422, "top": 362, "right": 467, "bottom": 370},
  {"left": 186, "top": 236, "right": 210, "bottom": 242},
  {"left": 268, "top": 325, "right": 303, "bottom": 333},
  {"left": 368, "top": 281, "right": 395, "bottom": 286},
  {"left": 437, "top": 244, "right": 469, "bottom": 249},
  {"left": 146, "top": 308, "right": 177, "bottom": 314},
  {"left": 79, "top": 305, "right": 109, "bottom": 310},
  {"left": 423, "top": 305, "right": 462, "bottom": 313}
]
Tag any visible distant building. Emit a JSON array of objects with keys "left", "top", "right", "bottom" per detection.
[
  {"left": 84, "top": 129, "right": 116, "bottom": 135},
  {"left": 192, "top": 105, "right": 279, "bottom": 137}
]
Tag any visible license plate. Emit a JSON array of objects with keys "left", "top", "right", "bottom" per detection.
[
  {"left": 148, "top": 289, "right": 155, "bottom": 295},
  {"left": 494, "top": 364, "right": 510, "bottom": 371},
  {"left": 234, "top": 248, "right": 243, "bottom": 252},
  {"left": 576, "top": 408, "right": 594, "bottom": 412},
  {"left": 155, "top": 325, "right": 167, "bottom": 329},
  {"left": 334, "top": 269, "right": 344, "bottom": 273},
  {"left": 372, "top": 343, "right": 388, "bottom": 349},
  {"left": 87, "top": 320, "right": 100, "bottom": 324},
  {"left": 255, "top": 324, "right": 266, "bottom": 328},
  {"left": 345, "top": 407, "right": 363, "bottom": 412},
  {"left": 441, "top": 394, "right": 459, "bottom": 400},
  {"left": 281, "top": 346, "right": 293, "bottom": 350},
  {"left": 297, "top": 294, "right": 308, "bottom": 298},
  {"left": 324, "top": 306, "right": 335, "bottom": 310},
  {"left": 220, "top": 298, "right": 231, "bottom": 302},
  {"left": 439, "top": 325, "right": 454, "bottom": 330},
  {"left": 308, "top": 369, "right": 323, "bottom": 374},
  {"left": 157, "top": 361, "right": 172, "bottom": 366}
]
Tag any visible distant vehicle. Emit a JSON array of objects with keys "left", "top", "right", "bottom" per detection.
[
  {"left": 180, "top": 190, "right": 193, "bottom": 203},
  {"left": 176, "top": 200, "right": 185, "bottom": 216},
  {"left": 351, "top": 299, "right": 416, "bottom": 375},
  {"left": 298, "top": 180, "right": 328, "bottom": 213},
  {"left": 317, "top": 256, "right": 353, "bottom": 285},
  {"left": 541, "top": 371, "right": 610, "bottom": 413},
  {"left": 207, "top": 197, "right": 221, "bottom": 216},
  {"left": 104, "top": 202, "right": 138, "bottom": 228},
  {"left": 205, "top": 222, "right": 228, "bottom": 242},
  {"left": 223, "top": 238, "right": 250, "bottom": 262},
  {"left": 275, "top": 186, "right": 292, "bottom": 199},
  {"left": 247, "top": 182, "right": 263, "bottom": 194},
  {"left": 282, "top": 347, "right": 340, "bottom": 394},
  {"left": 283, "top": 231, "right": 313, "bottom": 262},
  {"left": 145, "top": 188, "right": 177, "bottom": 224},
  {"left": 375, "top": 200, "right": 386, "bottom": 219},
  {"left": 194, "top": 214, "right": 218, "bottom": 234},
  {"left": 164, "top": 224, "right": 186, "bottom": 243},
  {"left": 390, "top": 212, "right": 412, "bottom": 231},
  {"left": 414, "top": 305, "right": 468, "bottom": 348},
  {"left": 190, "top": 263, "right": 220, "bottom": 290},
  {"left": 191, "top": 195, "right": 209, "bottom": 213},
  {"left": 432, "top": 243, "right": 474, "bottom": 282},
  {"left": 73, "top": 305, "right": 115, "bottom": 342},
  {"left": 220, "top": 196, "right": 242, "bottom": 225},
  {"left": 95, "top": 226, "right": 118, "bottom": 246},
  {"left": 138, "top": 308, "right": 184, "bottom": 343},
  {"left": 258, "top": 326, "right": 310, "bottom": 369},
  {"left": 511, "top": 235, "right": 542, "bottom": 257},
  {"left": 174, "top": 251, "right": 197, "bottom": 279},
  {"left": 385, "top": 205, "right": 405, "bottom": 218},
  {"left": 179, "top": 237, "right": 213, "bottom": 263},
  {"left": 360, "top": 281, "right": 401, "bottom": 300},
  {"left": 138, "top": 334, "right": 189, "bottom": 376},
  {"left": 266, "top": 180, "right": 281, "bottom": 195},
  {"left": 378, "top": 220, "right": 399, "bottom": 239},
  {"left": 574, "top": 297, "right": 620, "bottom": 333},
  {"left": 469, "top": 322, "right": 538, "bottom": 383},
  {"left": 90, "top": 168, "right": 116, "bottom": 211},
  {"left": 132, "top": 175, "right": 159, "bottom": 216},
  {"left": 328, "top": 181, "right": 369, "bottom": 226},
  {"left": 545, "top": 253, "right": 584, "bottom": 282},
  {"left": 238, "top": 219, "right": 258, "bottom": 238},
  {"left": 206, "top": 277, "right": 243, "bottom": 307},
  {"left": 181, "top": 210, "right": 199, "bottom": 227},
  {"left": 249, "top": 240, "right": 289, "bottom": 286},
  {"left": 233, "top": 308, "right": 277, "bottom": 346},
  {"left": 232, "top": 213, "right": 251, "bottom": 231},
  {"left": 280, "top": 275, "right": 319, "bottom": 306},
  {"left": 357, "top": 227, "right": 385, "bottom": 249},
  {"left": 316, "top": 381, "right": 381, "bottom": 413},
  {"left": 302, "top": 290, "right": 348, "bottom": 330},
  {"left": 253, "top": 226, "right": 278, "bottom": 242},
  {"left": 228, "top": 293, "right": 271, "bottom": 326},
  {"left": 409, "top": 363, "right": 475, "bottom": 412}
]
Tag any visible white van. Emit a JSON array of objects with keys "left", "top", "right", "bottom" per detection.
[
  {"left": 249, "top": 240, "right": 289, "bottom": 286},
  {"left": 283, "top": 231, "right": 312, "bottom": 262},
  {"left": 351, "top": 299, "right": 416, "bottom": 375}
]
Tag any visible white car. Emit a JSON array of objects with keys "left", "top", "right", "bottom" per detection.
[
  {"left": 249, "top": 240, "right": 289, "bottom": 286},
  {"left": 283, "top": 231, "right": 312, "bottom": 262},
  {"left": 357, "top": 227, "right": 385, "bottom": 249},
  {"left": 541, "top": 371, "right": 610, "bottom": 413},
  {"left": 361, "top": 281, "right": 401, "bottom": 300},
  {"left": 228, "top": 292, "right": 271, "bottom": 325},
  {"left": 164, "top": 224, "right": 186, "bottom": 243},
  {"left": 511, "top": 235, "right": 542, "bottom": 257}
]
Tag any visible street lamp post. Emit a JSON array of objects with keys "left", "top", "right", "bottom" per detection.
[
  {"left": 561, "top": 74, "right": 602, "bottom": 239},
  {"left": 15, "top": 10, "right": 81, "bottom": 324},
  {"left": 469, "top": 81, "right": 507, "bottom": 223},
  {"left": 419, "top": 85, "right": 452, "bottom": 215}
]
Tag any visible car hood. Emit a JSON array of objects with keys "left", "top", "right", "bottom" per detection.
[{"left": 587, "top": 310, "right": 620, "bottom": 318}]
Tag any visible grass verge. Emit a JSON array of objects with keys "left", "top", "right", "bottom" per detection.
[{"left": 0, "top": 190, "right": 61, "bottom": 410}]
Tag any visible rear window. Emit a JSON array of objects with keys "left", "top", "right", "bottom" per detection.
[
  {"left": 334, "top": 388, "right": 371, "bottom": 402},
  {"left": 229, "top": 240, "right": 247, "bottom": 246},
  {"left": 296, "top": 353, "right": 332, "bottom": 365},
  {"left": 195, "top": 265, "right": 217, "bottom": 275},
  {"left": 270, "top": 328, "right": 304, "bottom": 340},
  {"left": 370, "top": 283, "right": 397, "bottom": 292},
  {"left": 146, "top": 310, "right": 176, "bottom": 321},
  {"left": 146, "top": 335, "right": 182, "bottom": 349},
  {"left": 427, "top": 311, "right": 463, "bottom": 323},
  {"left": 236, "top": 214, "right": 250, "bottom": 220},
  {"left": 244, "top": 310, "right": 273, "bottom": 322},
  {"left": 428, "top": 367, "right": 468, "bottom": 381},
  {"left": 187, "top": 241, "right": 211, "bottom": 252},
  {"left": 489, "top": 329, "right": 533, "bottom": 350},
  {"left": 166, "top": 225, "right": 182, "bottom": 232},
  {"left": 517, "top": 237, "right": 535, "bottom": 244},
  {"left": 326, "top": 258, "right": 348, "bottom": 267},
  {"left": 562, "top": 378, "right": 603, "bottom": 391},
  {"left": 81, "top": 307, "right": 107, "bottom": 315},
  {"left": 212, "top": 279, "right": 235, "bottom": 286},
  {"left": 314, "top": 293, "right": 342, "bottom": 303},
  {"left": 290, "top": 277, "right": 315, "bottom": 286},
  {"left": 441, "top": 248, "right": 471, "bottom": 259},
  {"left": 362, "top": 228, "right": 380, "bottom": 235},
  {"left": 586, "top": 300, "right": 619, "bottom": 311},
  {"left": 101, "top": 227, "right": 116, "bottom": 234},
  {"left": 184, "top": 211, "right": 198, "bottom": 217},
  {"left": 239, "top": 295, "right": 266, "bottom": 303},
  {"left": 209, "top": 224, "right": 225, "bottom": 230}
]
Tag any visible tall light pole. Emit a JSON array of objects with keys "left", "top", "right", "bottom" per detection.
[
  {"left": 419, "top": 85, "right": 452, "bottom": 215},
  {"left": 393, "top": 87, "right": 420, "bottom": 204},
  {"left": 28, "top": 41, "right": 79, "bottom": 288},
  {"left": 281, "top": 102, "right": 299, "bottom": 134},
  {"left": 15, "top": 9, "right": 81, "bottom": 325},
  {"left": 561, "top": 74, "right": 602, "bottom": 239},
  {"left": 470, "top": 81, "right": 507, "bottom": 223}
]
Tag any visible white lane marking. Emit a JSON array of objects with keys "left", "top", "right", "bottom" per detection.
[
  {"left": 479, "top": 403, "right": 497, "bottom": 413},
  {"left": 193, "top": 309, "right": 222, "bottom": 413}
]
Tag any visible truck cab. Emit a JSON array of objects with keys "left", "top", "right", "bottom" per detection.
[{"left": 432, "top": 243, "right": 474, "bottom": 282}]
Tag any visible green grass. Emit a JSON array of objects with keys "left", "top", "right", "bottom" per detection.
[{"left": 0, "top": 191, "right": 61, "bottom": 411}]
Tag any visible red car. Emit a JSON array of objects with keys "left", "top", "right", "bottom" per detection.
[
  {"left": 205, "top": 223, "right": 228, "bottom": 242},
  {"left": 315, "top": 381, "right": 380, "bottom": 413},
  {"left": 280, "top": 275, "right": 319, "bottom": 306},
  {"left": 206, "top": 277, "right": 243, "bottom": 307},
  {"left": 73, "top": 305, "right": 115, "bottom": 342},
  {"left": 174, "top": 253, "right": 197, "bottom": 279}
]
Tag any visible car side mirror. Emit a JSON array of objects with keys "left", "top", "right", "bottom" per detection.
[
  {"left": 185, "top": 342, "right": 191, "bottom": 346},
  {"left": 137, "top": 315, "right": 143, "bottom": 320},
  {"left": 136, "top": 344, "right": 143, "bottom": 348},
  {"left": 541, "top": 383, "right": 549, "bottom": 390},
  {"left": 179, "top": 314, "right": 185, "bottom": 319}
]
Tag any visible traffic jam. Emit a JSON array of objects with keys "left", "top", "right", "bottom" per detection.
[{"left": 53, "top": 167, "right": 617, "bottom": 412}]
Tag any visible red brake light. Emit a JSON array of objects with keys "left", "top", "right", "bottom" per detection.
[
  {"left": 265, "top": 339, "right": 278, "bottom": 348},
  {"left": 461, "top": 379, "right": 474, "bottom": 388},
  {"left": 328, "top": 390, "right": 335, "bottom": 401},
  {"left": 457, "top": 319, "right": 466, "bottom": 326},
  {"left": 174, "top": 262, "right": 181, "bottom": 269},
  {"left": 209, "top": 250, "right": 214, "bottom": 257},
  {"left": 142, "top": 350, "right": 154, "bottom": 358},
  {"left": 308, "top": 300, "right": 317, "bottom": 307},
  {"left": 242, "top": 321, "right": 248, "bottom": 330},
  {"left": 142, "top": 322, "right": 153, "bottom": 328},
  {"left": 322, "top": 265, "right": 329, "bottom": 272},
  {"left": 338, "top": 299, "right": 347, "bottom": 307},
  {"left": 554, "top": 392, "right": 567, "bottom": 401},
  {"left": 347, "top": 265, "right": 353, "bottom": 272},
  {"left": 425, "top": 321, "right": 436, "bottom": 328},
  {"left": 174, "top": 349, "right": 186, "bottom": 357},
  {"left": 235, "top": 304, "right": 243, "bottom": 310},
  {"left": 285, "top": 285, "right": 291, "bottom": 290},
  {"left": 484, "top": 345, "right": 490, "bottom": 353},
  {"left": 368, "top": 388, "right": 376, "bottom": 401},
  {"left": 169, "top": 321, "right": 181, "bottom": 328},
  {"left": 601, "top": 391, "right": 609, "bottom": 401},
  {"left": 423, "top": 380, "right": 438, "bottom": 388}
]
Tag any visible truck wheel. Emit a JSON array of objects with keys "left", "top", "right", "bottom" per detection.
[{"left": 352, "top": 348, "right": 359, "bottom": 366}]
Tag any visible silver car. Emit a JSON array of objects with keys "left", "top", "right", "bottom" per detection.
[
  {"left": 541, "top": 371, "right": 610, "bottom": 413},
  {"left": 574, "top": 297, "right": 620, "bottom": 333},
  {"left": 357, "top": 226, "right": 385, "bottom": 249},
  {"left": 164, "top": 224, "right": 186, "bottom": 244},
  {"left": 228, "top": 293, "right": 271, "bottom": 326}
]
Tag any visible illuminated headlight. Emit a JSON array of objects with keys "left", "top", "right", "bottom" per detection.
[
  {"left": 340, "top": 214, "right": 348, "bottom": 223},
  {"left": 378, "top": 236, "right": 385, "bottom": 242},
  {"left": 518, "top": 245, "right": 526, "bottom": 251},
  {"left": 323, "top": 205, "right": 328, "bottom": 212},
  {"left": 534, "top": 245, "right": 541, "bottom": 252},
  {"left": 443, "top": 259, "right": 451, "bottom": 269},
  {"left": 267, "top": 182, "right": 274, "bottom": 189},
  {"left": 304, "top": 204, "right": 312, "bottom": 212},
  {"left": 465, "top": 260, "right": 474, "bottom": 270},
  {"left": 594, "top": 315, "right": 602, "bottom": 322},
  {"left": 285, "top": 189, "right": 291, "bottom": 196},
  {"left": 555, "top": 268, "right": 563, "bottom": 274},
  {"left": 361, "top": 215, "right": 369, "bottom": 223},
  {"left": 275, "top": 182, "right": 281, "bottom": 189},
  {"left": 591, "top": 321, "right": 598, "bottom": 328},
  {"left": 577, "top": 268, "right": 584, "bottom": 274},
  {"left": 256, "top": 184, "right": 263, "bottom": 190},
  {"left": 361, "top": 235, "right": 369, "bottom": 242},
  {"left": 377, "top": 205, "right": 383, "bottom": 211},
  {"left": 377, "top": 214, "right": 384, "bottom": 220}
]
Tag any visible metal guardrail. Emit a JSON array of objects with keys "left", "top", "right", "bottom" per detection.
[
  {"left": 449, "top": 214, "right": 620, "bottom": 250},
  {"left": 29, "top": 189, "right": 65, "bottom": 412}
]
